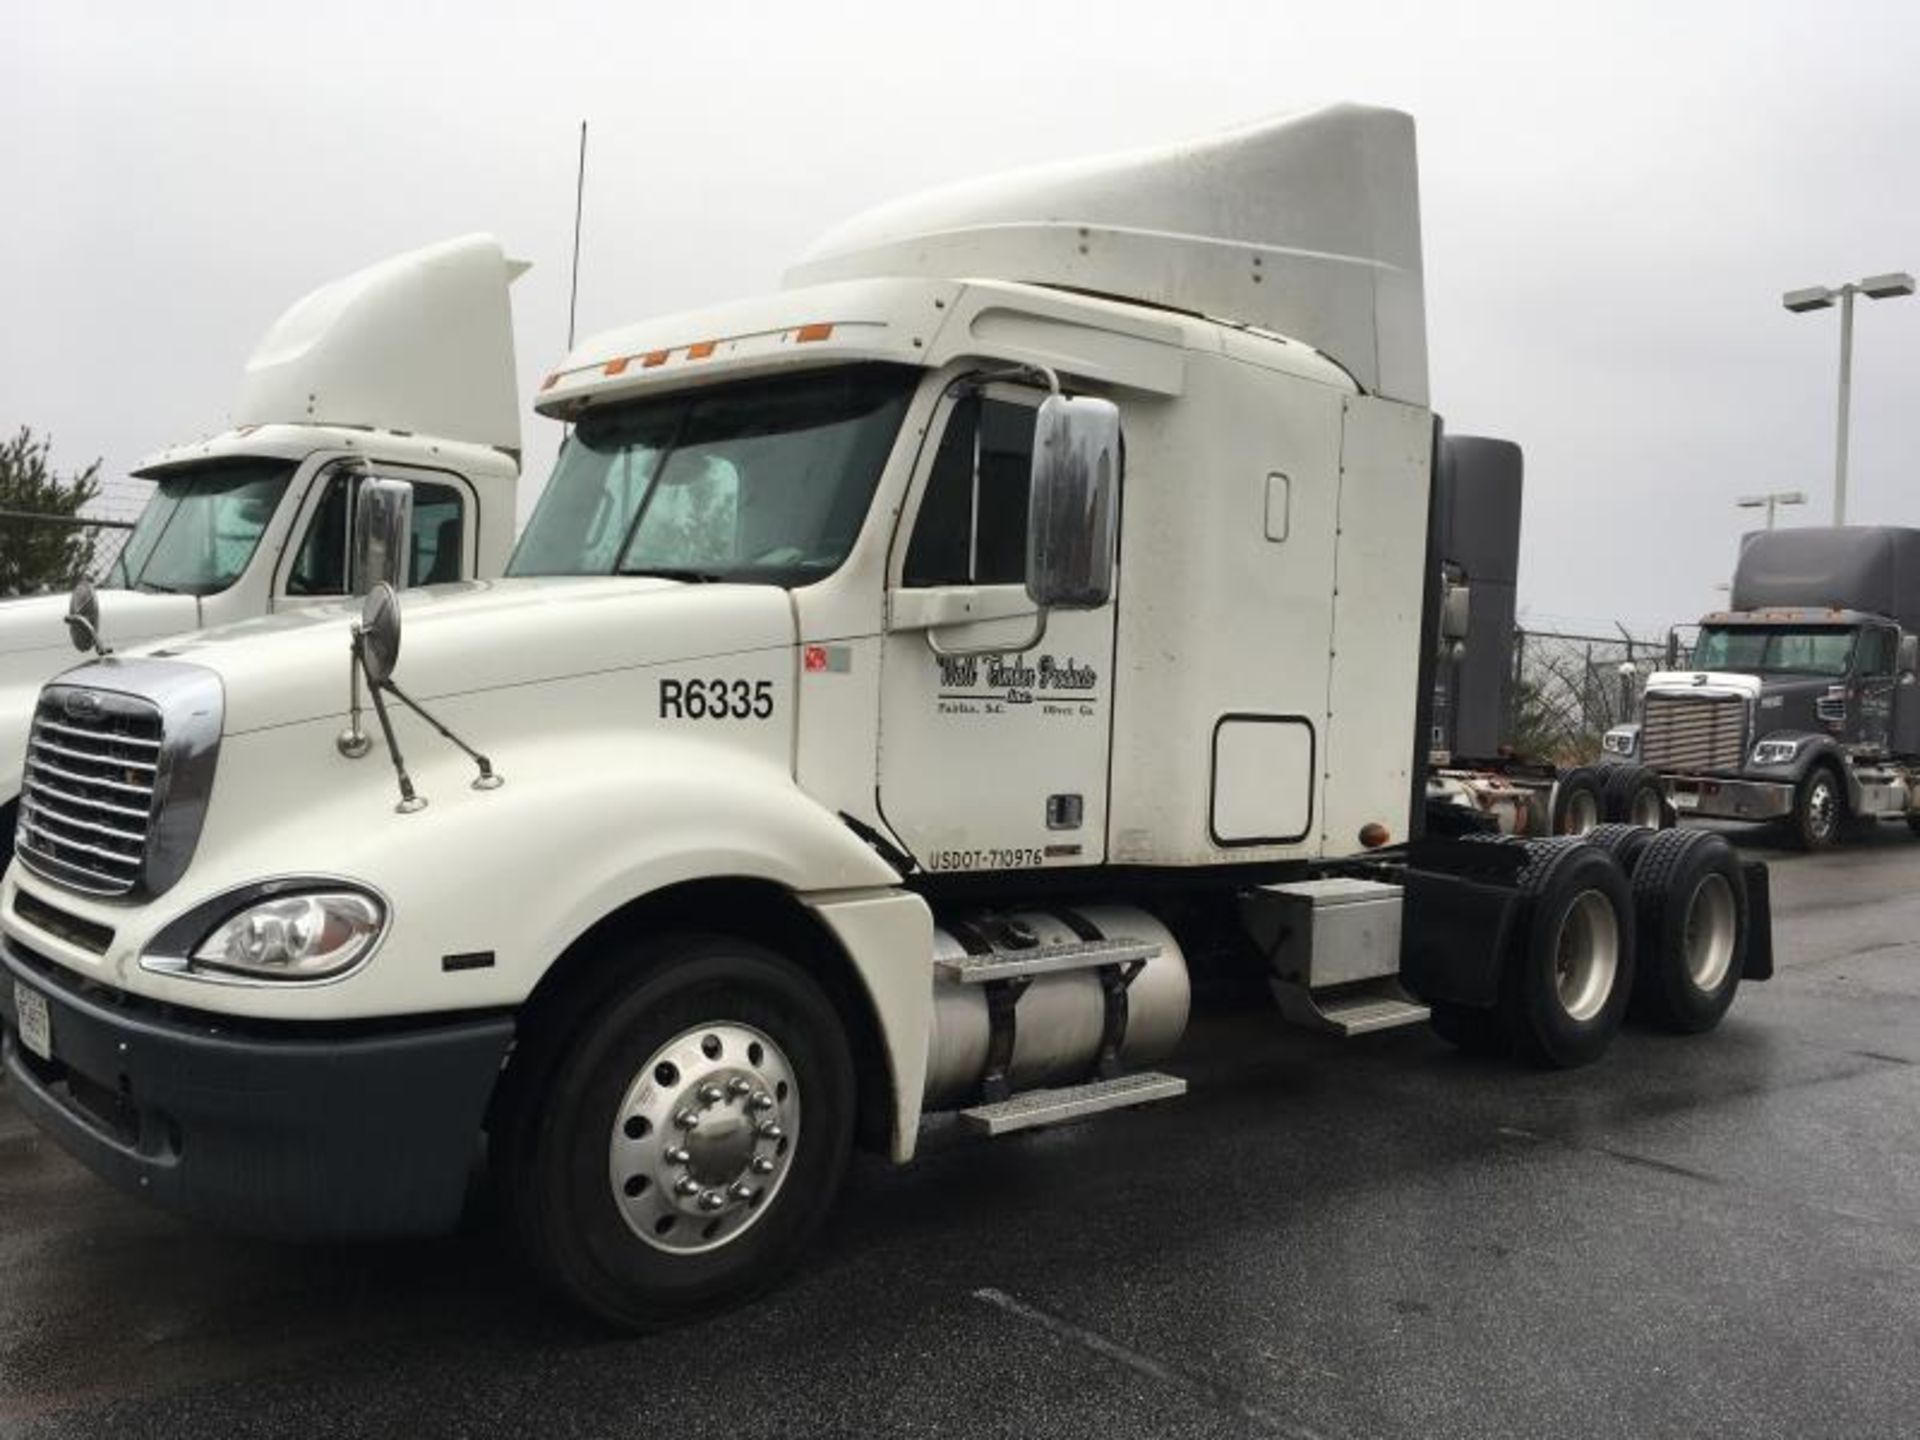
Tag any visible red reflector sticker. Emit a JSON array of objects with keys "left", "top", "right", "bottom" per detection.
[{"left": 803, "top": 645, "right": 850, "bottom": 674}]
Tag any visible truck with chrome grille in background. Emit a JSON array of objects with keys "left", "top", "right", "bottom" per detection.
[
  {"left": 0, "top": 105, "right": 1774, "bottom": 1331},
  {"left": 1603, "top": 526, "right": 1920, "bottom": 849},
  {"left": 0, "top": 235, "right": 528, "bottom": 882}
]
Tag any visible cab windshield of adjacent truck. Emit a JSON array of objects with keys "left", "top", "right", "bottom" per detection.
[
  {"left": 509, "top": 363, "right": 918, "bottom": 585},
  {"left": 1693, "top": 624, "right": 1857, "bottom": 677},
  {"left": 107, "top": 460, "right": 296, "bottom": 596}
]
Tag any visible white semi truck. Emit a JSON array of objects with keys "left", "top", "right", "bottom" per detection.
[
  {"left": 0, "top": 106, "right": 1772, "bottom": 1329},
  {"left": 0, "top": 235, "right": 527, "bottom": 875}
]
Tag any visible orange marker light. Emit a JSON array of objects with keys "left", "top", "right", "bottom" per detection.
[
  {"left": 603, "top": 356, "right": 630, "bottom": 376},
  {"left": 1359, "top": 822, "right": 1392, "bottom": 849},
  {"left": 539, "top": 373, "right": 560, "bottom": 391},
  {"left": 642, "top": 350, "right": 670, "bottom": 368},
  {"left": 687, "top": 340, "right": 718, "bottom": 359},
  {"left": 795, "top": 323, "right": 834, "bottom": 343}
]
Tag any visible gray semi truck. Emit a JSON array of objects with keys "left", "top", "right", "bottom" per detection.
[{"left": 1603, "top": 526, "right": 1920, "bottom": 849}]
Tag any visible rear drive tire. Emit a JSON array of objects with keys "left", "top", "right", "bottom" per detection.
[
  {"left": 494, "top": 935, "right": 854, "bottom": 1331},
  {"left": 1601, "top": 764, "right": 1670, "bottom": 829},
  {"left": 1583, "top": 822, "right": 1657, "bottom": 876},
  {"left": 1550, "top": 767, "right": 1607, "bottom": 836},
  {"left": 1629, "top": 829, "right": 1746, "bottom": 1034},
  {"left": 1790, "top": 766, "right": 1843, "bottom": 851},
  {"left": 1498, "top": 838, "right": 1635, "bottom": 1068}
]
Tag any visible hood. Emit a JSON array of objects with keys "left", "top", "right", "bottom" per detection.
[{"left": 111, "top": 577, "right": 798, "bottom": 736}]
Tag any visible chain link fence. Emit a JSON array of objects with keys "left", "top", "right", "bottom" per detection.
[
  {"left": 0, "top": 511, "right": 137, "bottom": 595},
  {"left": 1508, "top": 625, "right": 1697, "bottom": 766}
]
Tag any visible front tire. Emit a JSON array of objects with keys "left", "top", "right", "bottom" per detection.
[
  {"left": 496, "top": 936, "right": 854, "bottom": 1330},
  {"left": 1601, "top": 764, "right": 1670, "bottom": 829},
  {"left": 1551, "top": 767, "right": 1607, "bottom": 836},
  {"left": 1790, "top": 766, "right": 1843, "bottom": 851}
]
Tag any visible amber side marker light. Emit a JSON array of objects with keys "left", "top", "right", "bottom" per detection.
[
  {"left": 1359, "top": 823, "right": 1392, "bottom": 849},
  {"left": 794, "top": 323, "right": 834, "bottom": 343},
  {"left": 603, "top": 356, "right": 630, "bottom": 376},
  {"left": 687, "top": 340, "right": 718, "bottom": 359}
]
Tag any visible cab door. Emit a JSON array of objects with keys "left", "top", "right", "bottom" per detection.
[
  {"left": 875, "top": 383, "right": 1117, "bottom": 876},
  {"left": 273, "top": 462, "right": 477, "bottom": 607}
]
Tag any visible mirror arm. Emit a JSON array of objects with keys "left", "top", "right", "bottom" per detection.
[
  {"left": 337, "top": 646, "right": 372, "bottom": 758},
  {"left": 379, "top": 676, "right": 503, "bottom": 790},
  {"left": 923, "top": 607, "right": 1050, "bottom": 659},
  {"left": 352, "top": 631, "right": 426, "bottom": 814}
]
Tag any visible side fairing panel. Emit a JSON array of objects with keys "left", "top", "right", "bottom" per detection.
[{"left": 1319, "top": 396, "right": 1433, "bottom": 852}]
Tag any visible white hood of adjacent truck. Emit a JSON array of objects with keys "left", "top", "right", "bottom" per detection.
[
  {"left": 786, "top": 102, "right": 1427, "bottom": 406},
  {"left": 1644, "top": 671, "right": 1764, "bottom": 701},
  {"left": 234, "top": 234, "right": 527, "bottom": 453},
  {"left": 126, "top": 578, "right": 796, "bottom": 737}
]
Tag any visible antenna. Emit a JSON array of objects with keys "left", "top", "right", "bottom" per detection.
[{"left": 567, "top": 120, "right": 588, "bottom": 351}]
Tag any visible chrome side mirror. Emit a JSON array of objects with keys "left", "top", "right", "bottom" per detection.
[
  {"left": 1900, "top": 632, "right": 1918, "bottom": 677},
  {"left": 64, "top": 579, "right": 109, "bottom": 656},
  {"left": 1026, "top": 394, "right": 1120, "bottom": 611},
  {"left": 1439, "top": 580, "right": 1471, "bottom": 646},
  {"left": 350, "top": 476, "right": 415, "bottom": 595}
]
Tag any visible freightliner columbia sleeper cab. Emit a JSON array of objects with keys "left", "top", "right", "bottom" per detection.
[
  {"left": 0, "top": 234, "right": 527, "bottom": 878},
  {"left": 0, "top": 106, "right": 1774, "bottom": 1328}
]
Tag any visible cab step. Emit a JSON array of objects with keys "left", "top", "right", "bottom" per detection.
[
  {"left": 1271, "top": 977, "right": 1431, "bottom": 1036},
  {"left": 958, "top": 1071, "right": 1187, "bottom": 1136},
  {"left": 936, "top": 936, "right": 1160, "bottom": 984}
]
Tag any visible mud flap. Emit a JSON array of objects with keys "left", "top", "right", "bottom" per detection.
[
  {"left": 1740, "top": 860, "right": 1775, "bottom": 981},
  {"left": 1398, "top": 838, "right": 1525, "bottom": 1008}
]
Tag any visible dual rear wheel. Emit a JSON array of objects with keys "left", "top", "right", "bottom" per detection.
[{"left": 1432, "top": 828, "right": 1747, "bottom": 1065}]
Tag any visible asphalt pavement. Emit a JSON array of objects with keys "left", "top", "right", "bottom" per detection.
[{"left": 4, "top": 824, "right": 1918, "bottom": 1439}]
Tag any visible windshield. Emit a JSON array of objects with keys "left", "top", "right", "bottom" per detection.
[
  {"left": 1694, "top": 625, "right": 1857, "bottom": 677},
  {"left": 108, "top": 460, "right": 295, "bottom": 595},
  {"left": 509, "top": 363, "right": 918, "bottom": 584}
]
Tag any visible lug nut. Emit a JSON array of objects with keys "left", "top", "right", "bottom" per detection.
[
  {"left": 698, "top": 1190, "right": 726, "bottom": 1212},
  {"left": 750, "top": 1092, "right": 775, "bottom": 1113},
  {"left": 756, "top": 1121, "right": 784, "bottom": 1141},
  {"left": 665, "top": 1146, "right": 691, "bottom": 1165},
  {"left": 727, "top": 1076, "right": 753, "bottom": 1097},
  {"left": 674, "top": 1176, "right": 701, "bottom": 1197},
  {"left": 750, "top": 1156, "right": 775, "bottom": 1174},
  {"left": 674, "top": 1109, "right": 700, "bottom": 1129},
  {"left": 698, "top": 1083, "right": 725, "bottom": 1105},
  {"left": 728, "top": 1182, "right": 756, "bottom": 1202}
]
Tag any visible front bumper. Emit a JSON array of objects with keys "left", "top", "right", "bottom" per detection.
[
  {"left": 0, "top": 934, "right": 512, "bottom": 1240},
  {"left": 1661, "top": 774, "right": 1795, "bottom": 822}
]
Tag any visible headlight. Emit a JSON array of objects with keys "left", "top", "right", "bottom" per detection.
[
  {"left": 1751, "top": 739, "right": 1801, "bottom": 766},
  {"left": 191, "top": 891, "right": 385, "bottom": 981},
  {"left": 1602, "top": 727, "right": 1638, "bottom": 756}
]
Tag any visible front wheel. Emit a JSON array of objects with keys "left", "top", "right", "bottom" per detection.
[
  {"left": 1790, "top": 767, "right": 1843, "bottom": 851},
  {"left": 495, "top": 936, "right": 855, "bottom": 1330}
]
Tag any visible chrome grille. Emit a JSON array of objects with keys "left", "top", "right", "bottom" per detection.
[
  {"left": 1641, "top": 691, "right": 1749, "bottom": 773},
  {"left": 16, "top": 687, "right": 163, "bottom": 896}
]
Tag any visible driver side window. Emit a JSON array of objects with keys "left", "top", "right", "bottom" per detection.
[
  {"left": 903, "top": 393, "right": 1038, "bottom": 587},
  {"left": 287, "top": 473, "right": 468, "bottom": 595}
]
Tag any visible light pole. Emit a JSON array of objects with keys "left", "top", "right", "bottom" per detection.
[
  {"left": 1783, "top": 272, "right": 1915, "bottom": 525},
  {"left": 1736, "top": 490, "right": 1808, "bottom": 530}
]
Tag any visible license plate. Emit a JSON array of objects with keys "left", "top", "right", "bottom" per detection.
[
  {"left": 1672, "top": 791, "right": 1700, "bottom": 811},
  {"left": 13, "top": 981, "right": 51, "bottom": 1062}
]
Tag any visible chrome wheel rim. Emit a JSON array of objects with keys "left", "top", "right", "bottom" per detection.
[
  {"left": 1565, "top": 791, "right": 1601, "bottom": 835},
  {"left": 607, "top": 1021, "right": 799, "bottom": 1255},
  {"left": 1630, "top": 788, "right": 1664, "bottom": 828},
  {"left": 1683, "top": 872, "right": 1737, "bottom": 991},
  {"left": 1808, "top": 778, "right": 1838, "bottom": 840},
  {"left": 1553, "top": 889, "right": 1618, "bottom": 1022}
]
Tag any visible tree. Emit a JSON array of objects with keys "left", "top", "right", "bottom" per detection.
[{"left": 0, "top": 427, "right": 103, "bottom": 597}]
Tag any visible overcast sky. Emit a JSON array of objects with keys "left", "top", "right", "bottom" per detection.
[{"left": 7, "top": 0, "right": 1918, "bottom": 634}]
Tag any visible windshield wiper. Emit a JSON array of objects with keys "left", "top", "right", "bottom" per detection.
[{"left": 617, "top": 567, "right": 728, "bottom": 584}]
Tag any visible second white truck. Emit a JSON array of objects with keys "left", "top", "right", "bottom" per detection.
[
  {"left": 1, "top": 105, "right": 1772, "bottom": 1328},
  {"left": 0, "top": 235, "right": 527, "bottom": 875}
]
